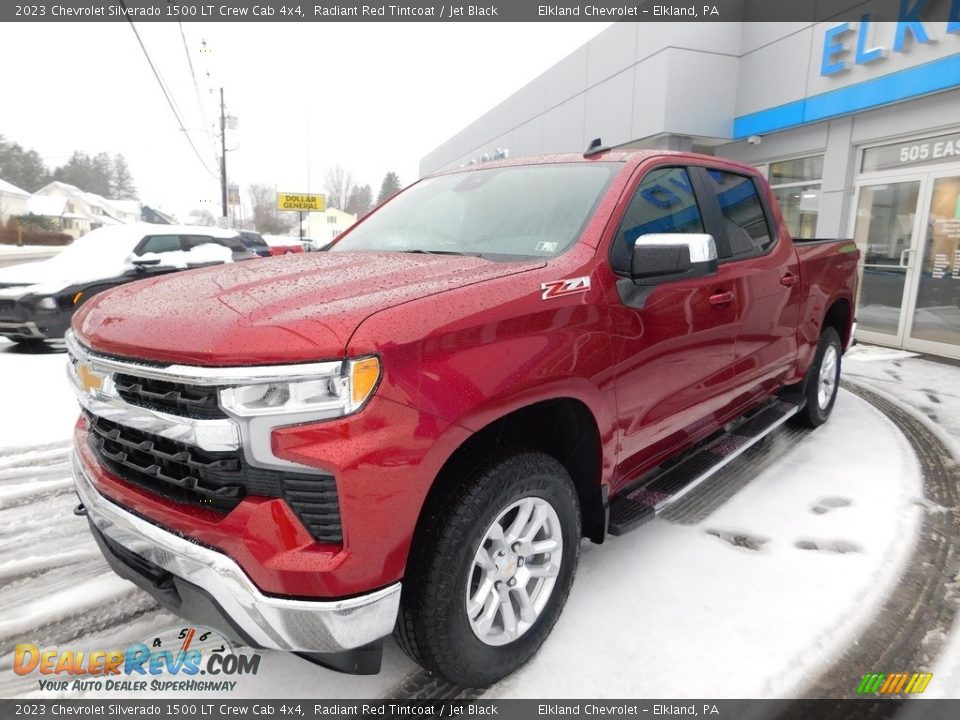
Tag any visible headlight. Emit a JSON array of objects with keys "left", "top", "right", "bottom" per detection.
[
  {"left": 37, "top": 297, "right": 58, "bottom": 310},
  {"left": 218, "top": 356, "right": 381, "bottom": 419}
]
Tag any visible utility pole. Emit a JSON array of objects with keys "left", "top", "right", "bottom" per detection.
[{"left": 220, "top": 87, "right": 228, "bottom": 219}]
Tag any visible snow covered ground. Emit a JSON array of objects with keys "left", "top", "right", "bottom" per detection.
[
  {"left": 842, "top": 345, "right": 960, "bottom": 699},
  {"left": 0, "top": 245, "right": 61, "bottom": 269},
  {"left": 0, "top": 338, "right": 957, "bottom": 699}
]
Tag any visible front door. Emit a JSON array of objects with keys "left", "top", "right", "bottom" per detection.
[
  {"left": 605, "top": 165, "right": 740, "bottom": 489},
  {"left": 851, "top": 178, "right": 925, "bottom": 346},
  {"left": 852, "top": 172, "right": 960, "bottom": 358},
  {"left": 906, "top": 172, "right": 960, "bottom": 354}
]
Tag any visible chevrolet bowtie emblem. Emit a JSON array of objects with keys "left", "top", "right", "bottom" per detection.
[{"left": 76, "top": 362, "right": 104, "bottom": 394}]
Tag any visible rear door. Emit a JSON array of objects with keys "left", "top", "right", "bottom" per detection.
[
  {"left": 606, "top": 165, "right": 742, "bottom": 486},
  {"left": 693, "top": 166, "right": 802, "bottom": 403}
]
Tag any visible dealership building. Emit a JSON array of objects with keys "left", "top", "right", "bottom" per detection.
[{"left": 421, "top": 22, "right": 960, "bottom": 359}]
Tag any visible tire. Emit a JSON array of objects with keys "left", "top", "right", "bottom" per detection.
[
  {"left": 394, "top": 450, "right": 580, "bottom": 687},
  {"left": 792, "top": 326, "right": 842, "bottom": 428}
]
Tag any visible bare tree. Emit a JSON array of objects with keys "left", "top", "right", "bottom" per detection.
[
  {"left": 249, "top": 183, "right": 296, "bottom": 234},
  {"left": 324, "top": 165, "right": 354, "bottom": 211}
]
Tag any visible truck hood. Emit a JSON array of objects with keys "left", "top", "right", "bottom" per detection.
[{"left": 74, "top": 251, "right": 544, "bottom": 365}]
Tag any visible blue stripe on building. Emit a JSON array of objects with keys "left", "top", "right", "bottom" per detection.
[{"left": 733, "top": 53, "right": 960, "bottom": 138}]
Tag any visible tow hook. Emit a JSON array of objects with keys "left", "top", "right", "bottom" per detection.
[{"left": 74, "top": 502, "right": 87, "bottom": 517}]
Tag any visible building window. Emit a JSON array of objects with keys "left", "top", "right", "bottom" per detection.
[
  {"left": 762, "top": 155, "right": 823, "bottom": 240},
  {"left": 327, "top": 216, "right": 337, "bottom": 224}
]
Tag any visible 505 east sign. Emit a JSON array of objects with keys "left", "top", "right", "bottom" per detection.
[{"left": 821, "top": 0, "right": 960, "bottom": 76}]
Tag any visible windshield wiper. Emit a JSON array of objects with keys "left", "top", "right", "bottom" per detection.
[{"left": 400, "top": 249, "right": 484, "bottom": 259}]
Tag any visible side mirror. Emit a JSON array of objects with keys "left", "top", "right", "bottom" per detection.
[{"left": 631, "top": 233, "right": 718, "bottom": 283}]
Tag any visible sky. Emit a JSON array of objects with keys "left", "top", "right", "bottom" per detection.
[{"left": 0, "top": 21, "right": 609, "bottom": 220}]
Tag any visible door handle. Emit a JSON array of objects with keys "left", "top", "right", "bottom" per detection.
[
  {"left": 899, "top": 249, "right": 914, "bottom": 268},
  {"left": 708, "top": 291, "right": 735, "bottom": 306},
  {"left": 780, "top": 273, "right": 798, "bottom": 287}
]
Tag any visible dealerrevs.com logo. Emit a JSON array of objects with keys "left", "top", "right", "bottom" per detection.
[{"left": 14, "top": 626, "right": 261, "bottom": 693}]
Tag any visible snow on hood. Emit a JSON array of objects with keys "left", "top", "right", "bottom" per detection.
[
  {"left": 0, "top": 229, "right": 233, "bottom": 297},
  {"left": 0, "top": 226, "right": 141, "bottom": 291}
]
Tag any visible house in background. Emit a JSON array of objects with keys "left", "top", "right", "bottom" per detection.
[
  {"left": 141, "top": 205, "right": 176, "bottom": 224},
  {"left": 301, "top": 208, "right": 357, "bottom": 245},
  {"left": 31, "top": 181, "right": 142, "bottom": 238},
  {"left": 0, "top": 178, "right": 30, "bottom": 224}
]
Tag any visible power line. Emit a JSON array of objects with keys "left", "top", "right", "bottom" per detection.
[
  {"left": 119, "top": 5, "right": 219, "bottom": 179},
  {"left": 178, "top": 22, "right": 216, "bottom": 157}
]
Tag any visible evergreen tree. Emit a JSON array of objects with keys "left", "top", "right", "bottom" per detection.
[
  {"left": 0, "top": 136, "right": 50, "bottom": 192},
  {"left": 345, "top": 184, "right": 373, "bottom": 217},
  {"left": 53, "top": 152, "right": 94, "bottom": 190},
  {"left": 377, "top": 172, "right": 401, "bottom": 205},
  {"left": 113, "top": 154, "right": 137, "bottom": 199},
  {"left": 90, "top": 152, "right": 114, "bottom": 196}
]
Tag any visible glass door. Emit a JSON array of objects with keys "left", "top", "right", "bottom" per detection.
[
  {"left": 852, "top": 179, "right": 924, "bottom": 344},
  {"left": 906, "top": 173, "right": 960, "bottom": 354}
]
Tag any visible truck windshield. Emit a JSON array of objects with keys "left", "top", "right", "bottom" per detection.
[{"left": 331, "top": 163, "right": 619, "bottom": 260}]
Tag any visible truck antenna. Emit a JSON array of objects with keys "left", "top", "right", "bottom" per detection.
[{"left": 584, "top": 137, "right": 610, "bottom": 157}]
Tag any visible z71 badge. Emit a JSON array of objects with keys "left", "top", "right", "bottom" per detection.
[{"left": 540, "top": 277, "right": 591, "bottom": 300}]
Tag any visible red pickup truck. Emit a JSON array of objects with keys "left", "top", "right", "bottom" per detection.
[{"left": 67, "top": 150, "right": 858, "bottom": 686}]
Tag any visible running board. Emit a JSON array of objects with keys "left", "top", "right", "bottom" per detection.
[{"left": 608, "top": 399, "right": 800, "bottom": 536}]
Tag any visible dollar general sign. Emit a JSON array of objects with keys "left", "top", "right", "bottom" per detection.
[{"left": 276, "top": 192, "right": 326, "bottom": 212}]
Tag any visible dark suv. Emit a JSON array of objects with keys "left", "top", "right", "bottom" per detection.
[
  {"left": 0, "top": 224, "right": 254, "bottom": 345},
  {"left": 237, "top": 230, "right": 271, "bottom": 258}
]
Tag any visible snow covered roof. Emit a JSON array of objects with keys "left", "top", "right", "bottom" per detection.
[
  {"left": 109, "top": 199, "right": 142, "bottom": 216},
  {"left": 0, "top": 178, "right": 30, "bottom": 197},
  {"left": 90, "top": 214, "right": 123, "bottom": 226},
  {"left": 26, "top": 195, "right": 68, "bottom": 217},
  {"left": 34, "top": 181, "right": 139, "bottom": 222}
]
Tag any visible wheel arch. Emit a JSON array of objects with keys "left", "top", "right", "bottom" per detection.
[
  {"left": 823, "top": 296, "right": 853, "bottom": 350},
  {"left": 408, "top": 397, "right": 607, "bottom": 574}
]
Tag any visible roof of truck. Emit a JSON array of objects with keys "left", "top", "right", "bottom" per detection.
[{"left": 429, "top": 149, "right": 759, "bottom": 179}]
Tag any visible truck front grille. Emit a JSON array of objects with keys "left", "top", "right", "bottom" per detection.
[
  {"left": 85, "top": 412, "right": 342, "bottom": 543},
  {"left": 114, "top": 374, "right": 226, "bottom": 419},
  {"left": 0, "top": 299, "right": 16, "bottom": 316}
]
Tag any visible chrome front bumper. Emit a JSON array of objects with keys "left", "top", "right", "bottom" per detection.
[{"left": 72, "top": 451, "right": 401, "bottom": 653}]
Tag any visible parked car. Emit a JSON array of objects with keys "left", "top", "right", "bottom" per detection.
[
  {"left": 237, "top": 229, "right": 271, "bottom": 258},
  {"left": 0, "top": 223, "right": 249, "bottom": 345},
  {"left": 262, "top": 234, "right": 305, "bottom": 255},
  {"left": 67, "top": 150, "right": 859, "bottom": 686}
]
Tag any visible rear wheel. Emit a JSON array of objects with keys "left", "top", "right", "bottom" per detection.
[
  {"left": 395, "top": 450, "right": 580, "bottom": 687},
  {"left": 793, "top": 326, "right": 842, "bottom": 428}
]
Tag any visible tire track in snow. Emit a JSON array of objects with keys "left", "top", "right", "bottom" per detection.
[
  {"left": 380, "top": 668, "right": 485, "bottom": 701},
  {"left": 0, "top": 440, "right": 71, "bottom": 460},
  {"left": 791, "top": 380, "right": 960, "bottom": 701},
  {"left": 0, "top": 440, "right": 165, "bottom": 697}
]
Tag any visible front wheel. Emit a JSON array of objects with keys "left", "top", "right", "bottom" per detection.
[
  {"left": 394, "top": 450, "right": 580, "bottom": 687},
  {"left": 793, "top": 326, "right": 842, "bottom": 428}
]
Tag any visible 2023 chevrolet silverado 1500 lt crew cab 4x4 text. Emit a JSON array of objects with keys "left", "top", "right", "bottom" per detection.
[{"left": 66, "top": 150, "right": 859, "bottom": 686}]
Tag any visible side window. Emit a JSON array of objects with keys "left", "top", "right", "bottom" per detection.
[
  {"left": 612, "top": 167, "right": 704, "bottom": 273},
  {"left": 704, "top": 170, "right": 774, "bottom": 259},
  {"left": 182, "top": 235, "right": 215, "bottom": 250},
  {"left": 136, "top": 235, "right": 182, "bottom": 255}
]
